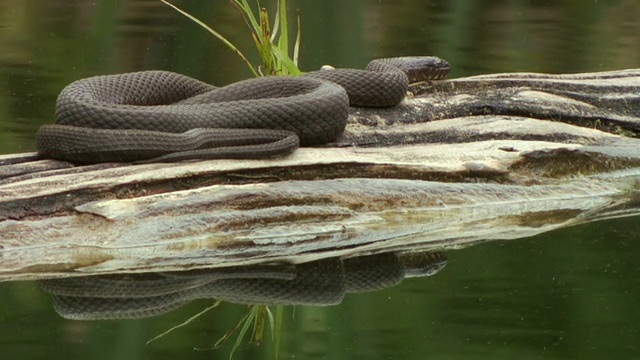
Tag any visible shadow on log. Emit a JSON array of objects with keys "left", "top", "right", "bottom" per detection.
[{"left": 0, "top": 69, "right": 639, "bottom": 281}]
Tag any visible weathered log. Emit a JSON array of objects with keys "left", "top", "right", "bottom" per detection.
[{"left": 1, "top": 70, "right": 639, "bottom": 281}]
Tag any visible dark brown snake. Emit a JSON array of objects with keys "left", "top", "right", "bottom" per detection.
[
  {"left": 35, "top": 57, "right": 450, "bottom": 163},
  {"left": 38, "top": 251, "right": 447, "bottom": 320}
]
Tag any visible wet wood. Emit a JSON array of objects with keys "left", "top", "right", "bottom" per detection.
[{"left": 1, "top": 69, "right": 639, "bottom": 281}]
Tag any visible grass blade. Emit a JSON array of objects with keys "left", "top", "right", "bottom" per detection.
[
  {"left": 271, "top": 46, "right": 302, "bottom": 75},
  {"left": 293, "top": 10, "right": 301, "bottom": 67},
  {"left": 228, "top": 306, "right": 259, "bottom": 359},
  {"left": 271, "top": 1, "right": 280, "bottom": 43},
  {"left": 251, "top": 305, "right": 267, "bottom": 345},
  {"left": 199, "top": 305, "right": 254, "bottom": 352},
  {"left": 273, "top": 305, "right": 284, "bottom": 359},
  {"left": 146, "top": 300, "right": 222, "bottom": 345},
  {"left": 258, "top": 7, "right": 275, "bottom": 75},
  {"left": 234, "top": 0, "right": 261, "bottom": 34},
  {"left": 162, "top": 0, "right": 258, "bottom": 77},
  {"left": 276, "top": 0, "right": 288, "bottom": 51}
]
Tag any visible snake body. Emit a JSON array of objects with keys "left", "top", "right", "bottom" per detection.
[{"left": 36, "top": 57, "right": 450, "bottom": 163}]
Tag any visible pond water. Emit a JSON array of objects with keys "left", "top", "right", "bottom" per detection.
[{"left": 1, "top": 0, "right": 639, "bottom": 359}]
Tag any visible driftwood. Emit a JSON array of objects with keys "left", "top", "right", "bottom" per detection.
[{"left": 1, "top": 70, "right": 639, "bottom": 282}]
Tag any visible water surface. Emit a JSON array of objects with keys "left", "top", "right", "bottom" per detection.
[{"left": 0, "top": 1, "right": 639, "bottom": 359}]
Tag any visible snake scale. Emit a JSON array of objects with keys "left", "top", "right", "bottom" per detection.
[{"left": 36, "top": 57, "right": 450, "bottom": 163}]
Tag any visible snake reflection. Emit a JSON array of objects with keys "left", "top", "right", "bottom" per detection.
[{"left": 38, "top": 251, "right": 447, "bottom": 320}]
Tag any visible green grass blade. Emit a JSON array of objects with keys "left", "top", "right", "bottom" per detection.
[
  {"left": 271, "top": 46, "right": 301, "bottom": 75},
  {"left": 146, "top": 300, "right": 222, "bottom": 345},
  {"left": 258, "top": 7, "right": 275, "bottom": 75},
  {"left": 276, "top": 0, "right": 288, "bottom": 51},
  {"left": 161, "top": 0, "right": 258, "bottom": 77},
  {"left": 273, "top": 305, "right": 284, "bottom": 359},
  {"left": 271, "top": 1, "right": 280, "bottom": 43},
  {"left": 252, "top": 305, "right": 267, "bottom": 345},
  {"left": 234, "top": 0, "right": 261, "bottom": 34},
  {"left": 231, "top": 1, "right": 261, "bottom": 51},
  {"left": 293, "top": 10, "right": 301, "bottom": 67},
  {"left": 228, "top": 306, "right": 259, "bottom": 359},
  {"left": 275, "top": 0, "right": 289, "bottom": 74},
  {"left": 199, "top": 305, "right": 253, "bottom": 352},
  {"left": 265, "top": 306, "right": 275, "bottom": 339}
]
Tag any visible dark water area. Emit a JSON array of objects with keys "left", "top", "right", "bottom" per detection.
[{"left": 1, "top": 0, "right": 639, "bottom": 359}]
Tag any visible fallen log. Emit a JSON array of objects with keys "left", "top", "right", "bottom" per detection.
[{"left": 1, "top": 69, "right": 639, "bottom": 281}]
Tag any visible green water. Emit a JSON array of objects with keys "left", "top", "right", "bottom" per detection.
[{"left": 1, "top": 1, "right": 639, "bottom": 359}]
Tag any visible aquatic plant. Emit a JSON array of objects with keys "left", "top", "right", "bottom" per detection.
[
  {"left": 154, "top": 2, "right": 297, "bottom": 357},
  {"left": 162, "top": 0, "right": 301, "bottom": 77}
]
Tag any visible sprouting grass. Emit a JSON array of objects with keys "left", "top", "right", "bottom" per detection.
[
  {"left": 147, "top": 302, "right": 286, "bottom": 359},
  {"left": 154, "top": 2, "right": 298, "bottom": 357},
  {"left": 211, "top": 305, "right": 286, "bottom": 359},
  {"left": 161, "top": 0, "right": 301, "bottom": 77}
]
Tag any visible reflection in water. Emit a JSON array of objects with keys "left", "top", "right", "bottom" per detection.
[{"left": 38, "top": 251, "right": 446, "bottom": 320}]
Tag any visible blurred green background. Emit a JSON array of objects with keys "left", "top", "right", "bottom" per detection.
[{"left": 0, "top": 1, "right": 639, "bottom": 359}]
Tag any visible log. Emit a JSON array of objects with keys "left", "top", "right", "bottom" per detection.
[{"left": 1, "top": 70, "right": 639, "bottom": 281}]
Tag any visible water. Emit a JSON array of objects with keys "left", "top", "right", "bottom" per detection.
[{"left": 1, "top": 1, "right": 639, "bottom": 359}]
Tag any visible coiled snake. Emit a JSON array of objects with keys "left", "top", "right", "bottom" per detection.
[{"left": 36, "top": 57, "right": 450, "bottom": 163}]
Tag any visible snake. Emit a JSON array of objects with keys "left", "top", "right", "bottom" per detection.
[
  {"left": 38, "top": 251, "right": 447, "bottom": 320},
  {"left": 35, "top": 57, "right": 450, "bottom": 163}
]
